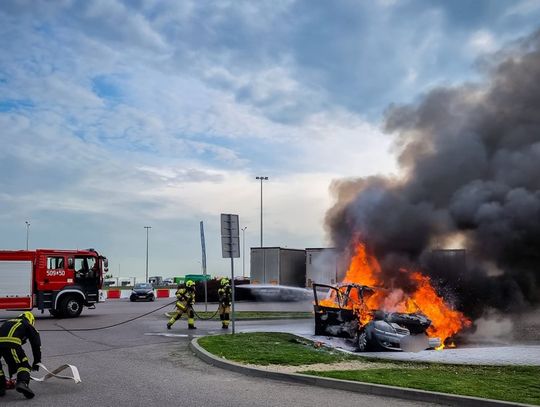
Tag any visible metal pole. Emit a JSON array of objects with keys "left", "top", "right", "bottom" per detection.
[
  {"left": 241, "top": 227, "right": 247, "bottom": 278},
  {"left": 255, "top": 177, "right": 268, "bottom": 247},
  {"left": 260, "top": 177, "right": 263, "bottom": 247},
  {"left": 230, "top": 256, "right": 235, "bottom": 334},
  {"left": 144, "top": 226, "right": 151, "bottom": 283},
  {"left": 25, "top": 221, "right": 30, "bottom": 250},
  {"left": 200, "top": 221, "right": 208, "bottom": 312}
]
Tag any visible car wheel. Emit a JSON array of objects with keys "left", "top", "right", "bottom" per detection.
[
  {"left": 356, "top": 329, "right": 370, "bottom": 352},
  {"left": 60, "top": 295, "right": 83, "bottom": 318},
  {"left": 130, "top": 297, "right": 136, "bottom": 302}
]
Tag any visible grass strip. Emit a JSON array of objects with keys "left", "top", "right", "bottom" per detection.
[
  {"left": 198, "top": 332, "right": 354, "bottom": 365},
  {"left": 172, "top": 311, "right": 312, "bottom": 320},
  {"left": 307, "top": 365, "right": 540, "bottom": 405},
  {"left": 198, "top": 332, "right": 540, "bottom": 405}
]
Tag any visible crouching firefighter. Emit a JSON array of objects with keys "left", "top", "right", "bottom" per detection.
[
  {"left": 167, "top": 280, "right": 197, "bottom": 330},
  {"left": 0, "top": 311, "right": 41, "bottom": 399},
  {"left": 218, "top": 278, "right": 232, "bottom": 329}
]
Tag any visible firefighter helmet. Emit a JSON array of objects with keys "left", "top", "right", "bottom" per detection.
[
  {"left": 185, "top": 280, "right": 195, "bottom": 288},
  {"left": 19, "top": 311, "right": 35, "bottom": 326},
  {"left": 220, "top": 278, "right": 230, "bottom": 287}
]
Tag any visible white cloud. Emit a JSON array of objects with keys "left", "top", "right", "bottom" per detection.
[
  {"left": 503, "top": 0, "right": 540, "bottom": 17},
  {"left": 468, "top": 30, "right": 498, "bottom": 54},
  {"left": 2, "top": 1, "right": 539, "bottom": 279},
  {"left": 80, "top": 0, "right": 168, "bottom": 51}
]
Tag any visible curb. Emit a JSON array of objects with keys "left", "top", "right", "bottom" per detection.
[{"left": 190, "top": 338, "right": 534, "bottom": 407}]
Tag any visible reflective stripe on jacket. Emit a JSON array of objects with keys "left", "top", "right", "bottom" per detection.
[{"left": 0, "top": 318, "right": 41, "bottom": 363}]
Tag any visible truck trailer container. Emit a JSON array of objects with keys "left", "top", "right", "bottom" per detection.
[
  {"left": 305, "top": 248, "right": 339, "bottom": 287},
  {"left": 250, "top": 247, "right": 306, "bottom": 287}
]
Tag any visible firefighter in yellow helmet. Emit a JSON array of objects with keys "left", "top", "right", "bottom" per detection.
[
  {"left": 218, "top": 278, "right": 232, "bottom": 329},
  {"left": 0, "top": 311, "right": 41, "bottom": 399},
  {"left": 167, "top": 280, "right": 197, "bottom": 330}
]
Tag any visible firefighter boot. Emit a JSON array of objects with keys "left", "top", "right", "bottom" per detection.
[
  {"left": 0, "top": 380, "right": 5, "bottom": 397},
  {"left": 188, "top": 324, "right": 197, "bottom": 330},
  {"left": 167, "top": 323, "right": 172, "bottom": 330},
  {"left": 15, "top": 381, "right": 34, "bottom": 399},
  {"left": 221, "top": 323, "right": 228, "bottom": 329}
]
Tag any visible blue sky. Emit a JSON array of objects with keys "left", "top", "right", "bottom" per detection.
[{"left": 1, "top": 0, "right": 539, "bottom": 281}]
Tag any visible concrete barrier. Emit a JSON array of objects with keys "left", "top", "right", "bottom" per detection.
[
  {"left": 107, "top": 289, "right": 121, "bottom": 299},
  {"left": 156, "top": 289, "right": 169, "bottom": 298}
]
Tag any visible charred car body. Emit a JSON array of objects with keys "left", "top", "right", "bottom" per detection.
[{"left": 313, "top": 283, "right": 441, "bottom": 351}]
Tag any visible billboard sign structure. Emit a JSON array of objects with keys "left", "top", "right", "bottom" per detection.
[
  {"left": 220, "top": 213, "right": 240, "bottom": 334},
  {"left": 221, "top": 214, "right": 240, "bottom": 258}
]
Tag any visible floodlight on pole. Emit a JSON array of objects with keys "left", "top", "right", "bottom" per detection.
[
  {"left": 25, "top": 221, "right": 30, "bottom": 250},
  {"left": 255, "top": 176, "right": 268, "bottom": 247},
  {"left": 241, "top": 226, "right": 247, "bottom": 278},
  {"left": 144, "top": 226, "right": 152, "bottom": 283}
]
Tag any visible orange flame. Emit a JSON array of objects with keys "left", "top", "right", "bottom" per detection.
[{"left": 321, "top": 243, "right": 471, "bottom": 348}]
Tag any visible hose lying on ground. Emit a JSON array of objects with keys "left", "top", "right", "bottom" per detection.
[
  {"left": 39, "top": 300, "right": 176, "bottom": 332},
  {"left": 4, "top": 300, "right": 219, "bottom": 332},
  {"left": 192, "top": 308, "right": 219, "bottom": 320}
]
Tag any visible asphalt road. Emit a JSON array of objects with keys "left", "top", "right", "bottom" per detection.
[{"left": 0, "top": 299, "right": 443, "bottom": 406}]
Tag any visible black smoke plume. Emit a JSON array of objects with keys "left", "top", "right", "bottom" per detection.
[{"left": 325, "top": 30, "right": 540, "bottom": 320}]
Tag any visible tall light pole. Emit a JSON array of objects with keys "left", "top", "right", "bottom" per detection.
[
  {"left": 144, "top": 226, "right": 152, "bottom": 283},
  {"left": 255, "top": 176, "right": 268, "bottom": 247},
  {"left": 25, "top": 221, "right": 30, "bottom": 250},
  {"left": 241, "top": 226, "right": 247, "bottom": 278}
]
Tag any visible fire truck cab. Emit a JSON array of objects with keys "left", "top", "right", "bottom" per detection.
[{"left": 0, "top": 248, "right": 108, "bottom": 318}]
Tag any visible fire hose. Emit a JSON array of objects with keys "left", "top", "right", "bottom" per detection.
[
  {"left": 38, "top": 299, "right": 177, "bottom": 332},
  {"left": 2, "top": 300, "right": 220, "bottom": 389},
  {"left": 192, "top": 308, "right": 219, "bottom": 320},
  {"left": 30, "top": 362, "right": 81, "bottom": 383},
  {"left": 164, "top": 304, "right": 219, "bottom": 320}
]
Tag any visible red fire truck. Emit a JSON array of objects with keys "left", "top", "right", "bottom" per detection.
[{"left": 0, "top": 248, "right": 108, "bottom": 318}]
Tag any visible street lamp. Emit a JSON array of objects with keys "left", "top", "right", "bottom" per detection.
[
  {"left": 255, "top": 176, "right": 268, "bottom": 247},
  {"left": 25, "top": 221, "right": 30, "bottom": 250},
  {"left": 144, "top": 226, "right": 152, "bottom": 283},
  {"left": 241, "top": 226, "right": 247, "bottom": 278}
]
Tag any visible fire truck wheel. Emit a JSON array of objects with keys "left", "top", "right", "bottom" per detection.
[
  {"left": 49, "top": 309, "right": 62, "bottom": 318},
  {"left": 60, "top": 295, "right": 83, "bottom": 318}
]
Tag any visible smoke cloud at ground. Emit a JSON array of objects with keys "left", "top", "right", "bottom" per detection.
[{"left": 325, "top": 30, "right": 540, "bottom": 321}]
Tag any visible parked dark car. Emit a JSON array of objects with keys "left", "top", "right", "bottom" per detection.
[
  {"left": 130, "top": 283, "right": 155, "bottom": 302},
  {"left": 313, "top": 283, "right": 441, "bottom": 351}
]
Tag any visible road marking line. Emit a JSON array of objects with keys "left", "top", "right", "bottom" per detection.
[{"left": 144, "top": 333, "right": 203, "bottom": 338}]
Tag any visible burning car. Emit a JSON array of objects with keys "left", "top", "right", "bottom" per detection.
[{"left": 313, "top": 283, "right": 441, "bottom": 351}]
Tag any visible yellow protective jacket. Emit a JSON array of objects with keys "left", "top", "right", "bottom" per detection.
[
  {"left": 175, "top": 288, "right": 195, "bottom": 306},
  {"left": 218, "top": 286, "right": 232, "bottom": 307}
]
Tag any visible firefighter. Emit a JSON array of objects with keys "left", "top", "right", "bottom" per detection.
[
  {"left": 0, "top": 311, "right": 41, "bottom": 399},
  {"left": 218, "top": 278, "right": 232, "bottom": 329},
  {"left": 167, "top": 280, "right": 197, "bottom": 330}
]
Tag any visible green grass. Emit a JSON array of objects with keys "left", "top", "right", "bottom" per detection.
[
  {"left": 170, "top": 311, "right": 312, "bottom": 320},
  {"left": 198, "top": 332, "right": 354, "bottom": 365},
  {"left": 197, "top": 332, "right": 540, "bottom": 405},
  {"left": 307, "top": 365, "right": 540, "bottom": 405}
]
